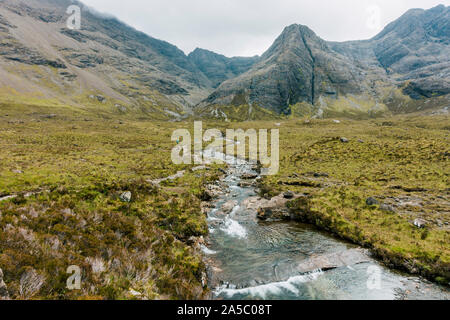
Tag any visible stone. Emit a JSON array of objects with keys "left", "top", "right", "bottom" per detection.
[
  {"left": 241, "top": 173, "right": 258, "bottom": 180},
  {"left": 191, "top": 165, "right": 208, "bottom": 172},
  {"left": 221, "top": 200, "right": 238, "bottom": 215},
  {"left": 0, "top": 268, "right": 9, "bottom": 300},
  {"left": 238, "top": 181, "right": 254, "bottom": 188},
  {"left": 313, "top": 172, "right": 329, "bottom": 178},
  {"left": 380, "top": 204, "right": 395, "bottom": 213},
  {"left": 257, "top": 207, "right": 290, "bottom": 221},
  {"left": 340, "top": 137, "right": 349, "bottom": 143},
  {"left": 119, "top": 191, "right": 132, "bottom": 202},
  {"left": 283, "top": 191, "right": 295, "bottom": 199},
  {"left": 414, "top": 219, "right": 427, "bottom": 229},
  {"left": 366, "top": 197, "right": 380, "bottom": 206}
]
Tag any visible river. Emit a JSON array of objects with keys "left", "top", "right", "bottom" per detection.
[{"left": 201, "top": 148, "right": 449, "bottom": 300}]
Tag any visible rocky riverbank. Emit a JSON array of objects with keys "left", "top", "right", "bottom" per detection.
[{"left": 199, "top": 150, "right": 449, "bottom": 300}]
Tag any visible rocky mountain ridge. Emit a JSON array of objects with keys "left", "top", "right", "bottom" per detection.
[
  {"left": 202, "top": 5, "right": 449, "bottom": 118},
  {"left": 0, "top": 0, "right": 448, "bottom": 120}
]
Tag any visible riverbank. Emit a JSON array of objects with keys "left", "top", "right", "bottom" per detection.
[
  {"left": 200, "top": 137, "right": 449, "bottom": 300},
  {"left": 253, "top": 115, "right": 449, "bottom": 285}
]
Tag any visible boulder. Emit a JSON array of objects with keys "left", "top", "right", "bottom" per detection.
[
  {"left": 238, "top": 181, "right": 254, "bottom": 188},
  {"left": 414, "top": 219, "right": 427, "bottom": 229},
  {"left": 221, "top": 200, "right": 238, "bottom": 215},
  {"left": 283, "top": 191, "right": 295, "bottom": 199},
  {"left": 0, "top": 268, "right": 9, "bottom": 300},
  {"left": 119, "top": 191, "right": 132, "bottom": 202},
  {"left": 380, "top": 204, "right": 395, "bottom": 213},
  {"left": 257, "top": 207, "right": 290, "bottom": 221},
  {"left": 366, "top": 197, "right": 380, "bottom": 206},
  {"left": 340, "top": 137, "right": 349, "bottom": 143},
  {"left": 241, "top": 173, "right": 258, "bottom": 180}
]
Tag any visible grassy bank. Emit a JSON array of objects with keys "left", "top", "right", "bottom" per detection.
[{"left": 0, "top": 102, "right": 222, "bottom": 299}]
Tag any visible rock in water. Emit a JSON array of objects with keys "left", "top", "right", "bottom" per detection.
[
  {"left": 241, "top": 173, "right": 258, "bottom": 180},
  {"left": 120, "top": 191, "right": 132, "bottom": 202}
]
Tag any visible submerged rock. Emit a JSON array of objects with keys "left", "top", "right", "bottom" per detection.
[{"left": 295, "top": 249, "right": 371, "bottom": 274}]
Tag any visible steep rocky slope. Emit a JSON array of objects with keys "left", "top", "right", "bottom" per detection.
[
  {"left": 188, "top": 48, "right": 259, "bottom": 89},
  {"left": 0, "top": 1, "right": 448, "bottom": 120},
  {"left": 201, "top": 5, "right": 449, "bottom": 118},
  {"left": 0, "top": 0, "right": 251, "bottom": 119},
  {"left": 331, "top": 5, "right": 450, "bottom": 101}
]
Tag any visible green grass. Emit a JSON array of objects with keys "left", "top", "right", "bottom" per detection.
[
  {"left": 253, "top": 115, "right": 449, "bottom": 283},
  {"left": 0, "top": 99, "right": 448, "bottom": 300},
  {"left": 0, "top": 102, "right": 223, "bottom": 299}
]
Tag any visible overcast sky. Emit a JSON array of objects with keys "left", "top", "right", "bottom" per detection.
[{"left": 81, "top": 0, "right": 449, "bottom": 57}]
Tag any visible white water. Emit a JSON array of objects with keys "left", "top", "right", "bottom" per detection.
[{"left": 215, "top": 271, "right": 323, "bottom": 299}]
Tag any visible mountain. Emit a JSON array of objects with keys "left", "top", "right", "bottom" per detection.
[
  {"left": 201, "top": 5, "right": 450, "bottom": 118},
  {"left": 0, "top": 0, "right": 448, "bottom": 120},
  {"left": 331, "top": 4, "right": 450, "bottom": 100},
  {"left": 0, "top": 0, "right": 251, "bottom": 119},
  {"left": 188, "top": 48, "right": 259, "bottom": 89}
]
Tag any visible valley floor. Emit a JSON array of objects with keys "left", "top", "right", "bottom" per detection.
[{"left": 0, "top": 101, "right": 448, "bottom": 299}]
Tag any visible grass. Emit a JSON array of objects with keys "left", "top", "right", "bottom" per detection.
[
  {"left": 252, "top": 115, "right": 449, "bottom": 284},
  {"left": 0, "top": 102, "right": 223, "bottom": 299},
  {"left": 0, "top": 99, "right": 448, "bottom": 300}
]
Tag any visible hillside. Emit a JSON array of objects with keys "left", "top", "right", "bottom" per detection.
[{"left": 0, "top": 0, "right": 254, "bottom": 120}]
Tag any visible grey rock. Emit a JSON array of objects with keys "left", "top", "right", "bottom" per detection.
[
  {"left": 380, "top": 204, "right": 396, "bottom": 213},
  {"left": 241, "top": 173, "right": 258, "bottom": 180},
  {"left": 283, "top": 191, "right": 295, "bottom": 199},
  {"left": 366, "top": 197, "right": 380, "bottom": 206},
  {"left": 238, "top": 181, "right": 254, "bottom": 188},
  {"left": 221, "top": 200, "right": 238, "bottom": 215},
  {"left": 119, "top": 191, "right": 132, "bottom": 203},
  {"left": 340, "top": 137, "right": 349, "bottom": 143},
  {"left": 0, "top": 268, "right": 9, "bottom": 300},
  {"left": 414, "top": 219, "right": 427, "bottom": 229},
  {"left": 188, "top": 48, "right": 259, "bottom": 88}
]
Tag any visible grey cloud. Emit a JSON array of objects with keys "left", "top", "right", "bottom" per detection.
[{"left": 81, "top": 0, "right": 450, "bottom": 57}]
